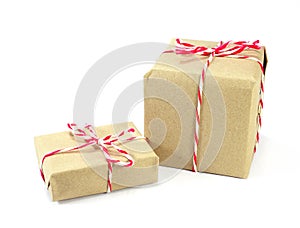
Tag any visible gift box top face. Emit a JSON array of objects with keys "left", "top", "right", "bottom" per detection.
[
  {"left": 35, "top": 122, "right": 159, "bottom": 200},
  {"left": 148, "top": 39, "right": 267, "bottom": 85}
]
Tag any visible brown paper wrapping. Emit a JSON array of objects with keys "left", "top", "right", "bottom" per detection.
[
  {"left": 35, "top": 122, "right": 159, "bottom": 201},
  {"left": 144, "top": 39, "right": 267, "bottom": 178}
]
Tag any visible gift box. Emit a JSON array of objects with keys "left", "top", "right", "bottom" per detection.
[
  {"left": 144, "top": 38, "right": 267, "bottom": 178},
  {"left": 35, "top": 122, "right": 159, "bottom": 201}
]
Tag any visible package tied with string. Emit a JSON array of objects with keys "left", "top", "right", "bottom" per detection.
[
  {"left": 144, "top": 38, "right": 267, "bottom": 178},
  {"left": 34, "top": 122, "right": 159, "bottom": 201}
]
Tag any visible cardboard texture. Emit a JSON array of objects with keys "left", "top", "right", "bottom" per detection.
[
  {"left": 144, "top": 39, "right": 267, "bottom": 178},
  {"left": 35, "top": 122, "right": 159, "bottom": 201}
]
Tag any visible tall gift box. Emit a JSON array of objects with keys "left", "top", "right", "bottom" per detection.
[{"left": 144, "top": 38, "right": 267, "bottom": 178}]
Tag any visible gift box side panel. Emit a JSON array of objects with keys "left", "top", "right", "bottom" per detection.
[
  {"left": 49, "top": 167, "right": 109, "bottom": 201},
  {"left": 201, "top": 78, "right": 259, "bottom": 178},
  {"left": 144, "top": 68, "right": 199, "bottom": 170},
  {"left": 45, "top": 161, "right": 158, "bottom": 201}
]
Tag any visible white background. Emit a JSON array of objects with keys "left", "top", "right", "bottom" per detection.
[{"left": 1, "top": 0, "right": 299, "bottom": 227}]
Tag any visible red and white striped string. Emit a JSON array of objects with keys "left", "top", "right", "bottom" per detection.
[
  {"left": 172, "top": 38, "right": 265, "bottom": 172},
  {"left": 40, "top": 124, "right": 144, "bottom": 193},
  {"left": 254, "top": 69, "right": 265, "bottom": 153}
]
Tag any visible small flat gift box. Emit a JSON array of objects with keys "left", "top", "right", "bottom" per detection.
[
  {"left": 35, "top": 122, "right": 159, "bottom": 201},
  {"left": 144, "top": 38, "right": 267, "bottom": 178}
]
